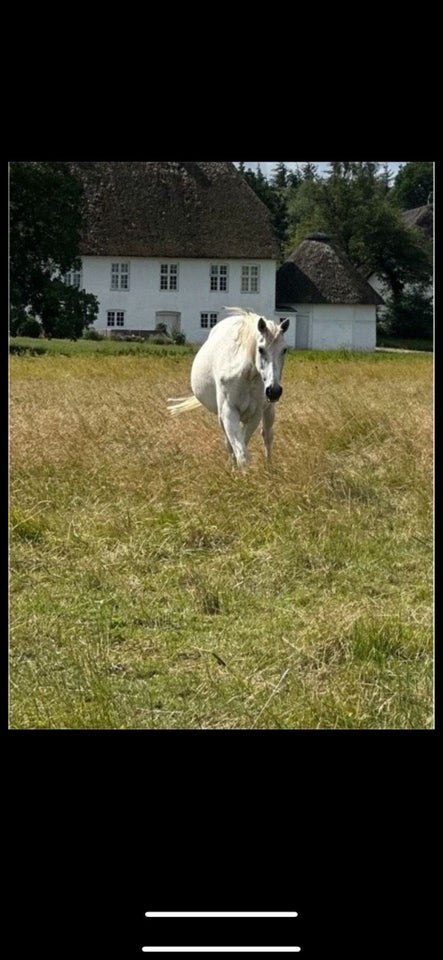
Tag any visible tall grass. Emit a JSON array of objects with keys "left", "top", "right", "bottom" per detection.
[{"left": 9, "top": 350, "right": 433, "bottom": 728}]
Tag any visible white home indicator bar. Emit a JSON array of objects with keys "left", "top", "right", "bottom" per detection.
[
  {"left": 145, "top": 914, "right": 298, "bottom": 919},
  {"left": 141, "top": 949, "right": 301, "bottom": 954}
]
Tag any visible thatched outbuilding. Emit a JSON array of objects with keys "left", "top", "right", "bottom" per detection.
[{"left": 276, "top": 234, "right": 383, "bottom": 351}]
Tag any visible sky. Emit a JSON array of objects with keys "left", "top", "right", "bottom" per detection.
[{"left": 234, "top": 161, "right": 405, "bottom": 180}]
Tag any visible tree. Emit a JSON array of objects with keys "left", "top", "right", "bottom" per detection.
[
  {"left": 287, "top": 166, "right": 303, "bottom": 190},
  {"left": 380, "top": 162, "right": 395, "bottom": 193},
  {"left": 285, "top": 177, "right": 324, "bottom": 252},
  {"left": 300, "top": 162, "right": 318, "bottom": 180},
  {"left": 242, "top": 167, "right": 289, "bottom": 255},
  {"left": 10, "top": 162, "right": 98, "bottom": 337},
  {"left": 382, "top": 288, "right": 433, "bottom": 340},
  {"left": 285, "top": 161, "right": 432, "bottom": 311},
  {"left": 271, "top": 162, "right": 289, "bottom": 189},
  {"left": 38, "top": 281, "right": 99, "bottom": 339},
  {"left": 389, "top": 161, "right": 434, "bottom": 209}
]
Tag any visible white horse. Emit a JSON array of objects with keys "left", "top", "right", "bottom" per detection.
[{"left": 168, "top": 308, "right": 290, "bottom": 468}]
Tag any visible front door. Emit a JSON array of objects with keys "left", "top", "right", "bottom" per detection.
[
  {"left": 155, "top": 311, "right": 181, "bottom": 335},
  {"left": 295, "top": 314, "right": 310, "bottom": 349}
]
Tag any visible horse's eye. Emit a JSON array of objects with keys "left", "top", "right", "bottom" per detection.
[{"left": 259, "top": 347, "right": 265, "bottom": 356}]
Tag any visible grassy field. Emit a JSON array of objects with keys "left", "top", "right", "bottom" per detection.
[
  {"left": 9, "top": 346, "right": 433, "bottom": 729},
  {"left": 376, "top": 336, "right": 433, "bottom": 352}
]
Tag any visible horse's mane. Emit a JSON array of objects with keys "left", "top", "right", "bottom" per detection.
[{"left": 223, "top": 307, "right": 281, "bottom": 364}]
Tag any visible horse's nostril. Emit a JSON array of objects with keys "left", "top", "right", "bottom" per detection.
[{"left": 266, "top": 385, "right": 282, "bottom": 402}]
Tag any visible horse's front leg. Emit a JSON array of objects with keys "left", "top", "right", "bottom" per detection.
[
  {"left": 220, "top": 420, "right": 236, "bottom": 464},
  {"left": 218, "top": 400, "right": 248, "bottom": 469},
  {"left": 261, "top": 402, "right": 276, "bottom": 461}
]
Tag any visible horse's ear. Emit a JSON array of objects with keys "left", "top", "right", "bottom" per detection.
[
  {"left": 279, "top": 317, "right": 290, "bottom": 333},
  {"left": 257, "top": 317, "right": 267, "bottom": 334}
]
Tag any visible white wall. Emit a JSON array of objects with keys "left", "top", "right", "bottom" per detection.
[
  {"left": 281, "top": 303, "right": 376, "bottom": 351},
  {"left": 313, "top": 304, "right": 375, "bottom": 351},
  {"left": 81, "top": 257, "right": 277, "bottom": 343}
]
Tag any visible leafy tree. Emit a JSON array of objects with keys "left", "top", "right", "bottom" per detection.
[
  {"left": 389, "top": 161, "right": 434, "bottom": 209},
  {"left": 243, "top": 167, "right": 288, "bottom": 255},
  {"left": 285, "top": 177, "right": 324, "bottom": 251},
  {"left": 39, "top": 280, "right": 99, "bottom": 339},
  {"left": 10, "top": 162, "right": 98, "bottom": 338},
  {"left": 382, "top": 288, "right": 433, "bottom": 339},
  {"left": 284, "top": 161, "right": 432, "bottom": 320},
  {"left": 10, "top": 315, "right": 41, "bottom": 338}
]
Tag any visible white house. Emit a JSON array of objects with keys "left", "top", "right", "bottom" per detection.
[
  {"left": 276, "top": 233, "right": 383, "bottom": 351},
  {"left": 69, "top": 161, "right": 280, "bottom": 343}
]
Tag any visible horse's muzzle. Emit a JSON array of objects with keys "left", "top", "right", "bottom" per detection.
[{"left": 266, "top": 385, "right": 283, "bottom": 403}]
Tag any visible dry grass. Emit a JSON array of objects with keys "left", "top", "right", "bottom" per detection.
[{"left": 9, "top": 349, "right": 433, "bottom": 728}]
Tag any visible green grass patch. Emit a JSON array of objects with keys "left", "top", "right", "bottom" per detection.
[
  {"left": 9, "top": 336, "right": 197, "bottom": 358},
  {"left": 9, "top": 350, "right": 433, "bottom": 728},
  {"left": 376, "top": 336, "right": 433, "bottom": 352}
]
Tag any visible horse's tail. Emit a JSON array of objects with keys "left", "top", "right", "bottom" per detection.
[{"left": 167, "top": 395, "right": 202, "bottom": 416}]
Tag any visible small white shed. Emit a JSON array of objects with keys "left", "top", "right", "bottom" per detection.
[{"left": 276, "top": 233, "right": 384, "bottom": 351}]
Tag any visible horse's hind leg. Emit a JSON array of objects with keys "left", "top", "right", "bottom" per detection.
[{"left": 261, "top": 403, "right": 276, "bottom": 461}]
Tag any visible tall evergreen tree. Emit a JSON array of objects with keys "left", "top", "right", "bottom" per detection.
[
  {"left": 271, "top": 162, "right": 288, "bottom": 189},
  {"left": 301, "top": 162, "right": 318, "bottom": 180},
  {"left": 287, "top": 166, "right": 303, "bottom": 189}
]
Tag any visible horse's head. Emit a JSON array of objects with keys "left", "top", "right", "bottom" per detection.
[{"left": 256, "top": 316, "right": 290, "bottom": 402}]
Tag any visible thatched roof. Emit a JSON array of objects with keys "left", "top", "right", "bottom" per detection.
[
  {"left": 401, "top": 204, "right": 433, "bottom": 239},
  {"left": 69, "top": 161, "right": 280, "bottom": 259},
  {"left": 277, "top": 236, "right": 384, "bottom": 305}
]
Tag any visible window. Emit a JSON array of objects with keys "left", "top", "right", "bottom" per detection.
[
  {"left": 111, "top": 263, "right": 130, "bottom": 290},
  {"left": 210, "top": 264, "right": 228, "bottom": 292},
  {"left": 64, "top": 269, "right": 82, "bottom": 288},
  {"left": 201, "top": 312, "right": 218, "bottom": 329},
  {"left": 107, "top": 311, "right": 125, "bottom": 327},
  {"left": 160, "top": 263, "right": 179, "bottom": 290},
  {"left": 241, "top": 264, "right": 260, "bottom": 293}
]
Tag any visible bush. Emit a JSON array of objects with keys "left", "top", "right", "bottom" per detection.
[
  {"left": 382, "top": 289, "right": 433, "bottom": 340},
  {"left": 83, "top": 328, "right": 105, "bottom": 340},
  {"left": 10, "top": 315, "right": 42, "bottom": 338},
  {"left": 172, "top": 330, "right": 186, "bottom": 345}
]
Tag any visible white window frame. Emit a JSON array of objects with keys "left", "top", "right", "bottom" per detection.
[
  {"left": 110, "top": 263, "right": 130, "bottom": 290},
  {"left": 241, "top": 264, "right": 260, "bottom": 293},
  {"left": 200, "top": 312, "right": 218, "bottom": 329},
  {"left": 160, "top": 263, "right": 179, "bottom": 291},
  {"left": 64, "top": 269, "right": 82, "bottom": 288},
  {"left": 210, "top": 264, "right": 229, "bottom": 292},
  {"left": 107, "top": 311, "right": 125, "bottom": 328}
]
